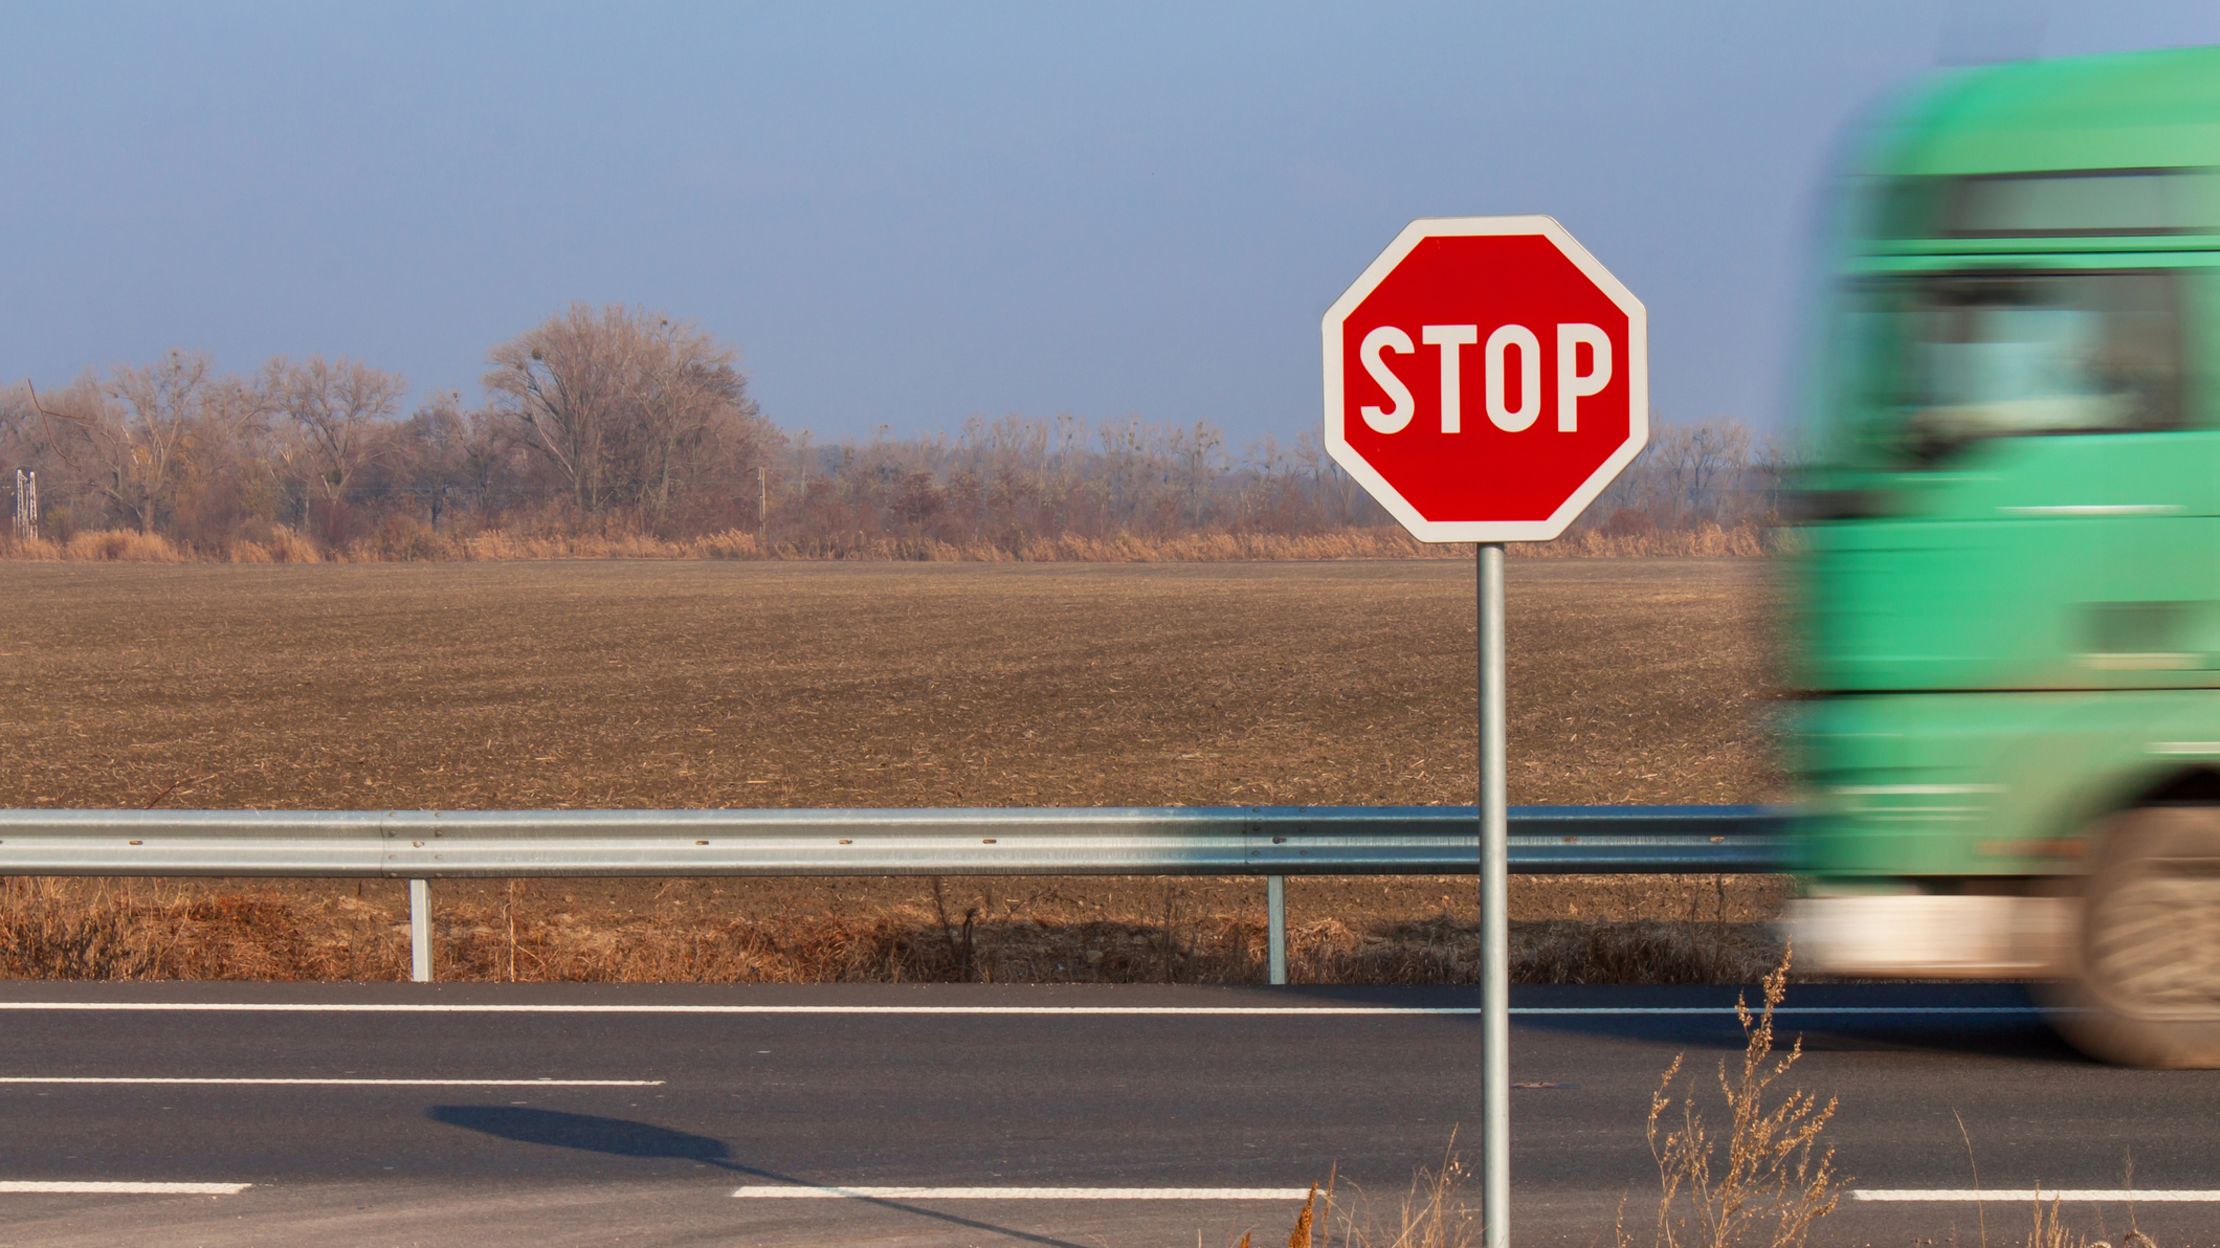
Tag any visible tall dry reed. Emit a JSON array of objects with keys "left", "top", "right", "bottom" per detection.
[
  {"left": 229, "top": 526, "right": 323, "bottom": 563},
  {"left": 54, "top": 529, "right": 190, "bottom": 562}
]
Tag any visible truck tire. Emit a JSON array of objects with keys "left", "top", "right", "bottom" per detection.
[{"left": 2053, "top": 804, "right": 2220, "bottom": 1068}]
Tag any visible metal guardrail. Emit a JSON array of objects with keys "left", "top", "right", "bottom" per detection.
[
  {"left": 0, "top": 804, "right": 1789, "bottom": 982},
  {"left": 0, "top": 805, "right": 1786, "bottom": 876}
]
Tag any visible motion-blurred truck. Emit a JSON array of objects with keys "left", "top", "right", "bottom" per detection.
[{"left": 1787, "top": 46, "right": 2220, "bottom": 1066}]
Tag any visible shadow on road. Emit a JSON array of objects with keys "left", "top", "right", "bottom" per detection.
[
  {"left": 1509, "top": 1008, "right": 2089, "bottom": 1065},
  {"left": 1226, "top": 981, "right": 2095, "bottom": 1066},
  {"left": 427, "top": 1105, "right": 1095, "bottom": 1248}
]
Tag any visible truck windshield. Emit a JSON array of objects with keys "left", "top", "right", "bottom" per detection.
[{"left": 1884, "top": 271, "right": 2184, "bottom": 466}]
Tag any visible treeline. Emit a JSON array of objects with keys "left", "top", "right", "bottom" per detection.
[{"left": 3, "top": 304, "right": 1787, "bottom": 561}]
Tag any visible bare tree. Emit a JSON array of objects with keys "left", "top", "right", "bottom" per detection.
[
  {"left": 1173, "top": 419, "right": 1225, "bottom": 530},
  {"left": 484, "top": 304, "right": 772, "bottom": 526},
  {"left": 1586, "top": 417, "right": 1766, "bottom": 533},
  {"left": 0, "top": 386, "right": 31, "bottom": 454},
  {"left": 1747, "top": 432, "right": 1799, "bottom": 528},
  {"left": 1668, "top": 419, "right": 1752, "bottom": 523},
  {"left": 171, "top": 372, "right": 278, "bottom": 549},
  {"left": 31, "top": 351, "right": 213, "bottom": 534},
  {"left": 270, "top": 357, "right": 407, "bottom": 534}
]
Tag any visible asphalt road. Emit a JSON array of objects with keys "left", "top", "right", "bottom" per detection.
[{"left": 0, "top": 981, "right": 2211, "bottom": 1247}]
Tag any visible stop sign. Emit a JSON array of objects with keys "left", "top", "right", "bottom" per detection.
[{"left": 1321, "top": 216, "right": 1647, "bottom": 542}]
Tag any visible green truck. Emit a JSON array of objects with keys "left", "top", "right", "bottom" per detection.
[{"left": 1788, "top": 45, "right": 2220, "bottom": 1065}]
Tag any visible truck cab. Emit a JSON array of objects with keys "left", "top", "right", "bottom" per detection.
[{"left": 1787, "top": 47, "right": 2220, "bottom": 1065}]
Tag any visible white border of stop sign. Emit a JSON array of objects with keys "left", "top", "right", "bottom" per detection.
[{"left": 1320, "top": 215, "right": 1648, "bottom": 543}]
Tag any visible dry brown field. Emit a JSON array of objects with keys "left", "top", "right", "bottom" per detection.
[{"left": 0, "top": 559, "right": 1788, "bottom": 983}]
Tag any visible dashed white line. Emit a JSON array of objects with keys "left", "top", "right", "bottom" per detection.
[
  {"left": 0, "top": 1077, "right": 660, "bottom": 1087},
  {"left": 1856, "top": 1189, "right": 2220, "bottom": 1203},
  {"left": 0, "top": 1181, "right": 250, "bottom": 1196},
  {"left": 732, "top": 1185, "right": 1312, "bottom": 1201},
  {"left": 0, "top": 1002, "right": 2048, "bottom": 1017}
]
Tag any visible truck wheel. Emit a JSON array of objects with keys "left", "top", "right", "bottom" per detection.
[{"left": 2053, "top": 805, "right": 2220, "bottom": 1068}]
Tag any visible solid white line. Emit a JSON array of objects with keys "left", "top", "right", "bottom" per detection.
[
  {"left": 732, "top": 1185, "right": 1312, "bottom": 1201},
  {"left": 0, "top": 1077, "right": 661, "bottom": 1087},
  {"left": 1856, "top": 1189, "right": 2220, "bottom": 1203},
  {"left": 0, "top": 1181, "right": 250, "bottom": 1196},
  {"left": 0, "top": 1002, "right": 2047, "bottom": 1018}
]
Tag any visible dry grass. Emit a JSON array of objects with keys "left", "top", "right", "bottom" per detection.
[
  {"left": 1235, "top": 1145, "right": 1473, "bottom": 1248},
  {"left": 2, "top": 523, "right": 1775, "bottom": 565},
  {"left": 0, "top": 876, "right": 1785, "bottom": 985},
  {"left": 1337, "top": 1147, "right": 1477, "bottom": 1248},
  {"left": 0, "top": 879, "right": 399, "bottom": 980},
  {"left": 1954, "top": 1123, "right": 2160, "bottom": 1248},
  {"left": 2020, "top": 1200, "right": 2157, "bottom": 1248},
  {"left": 1620, "top": 951, "right": 1842, "bottom": 1248}
]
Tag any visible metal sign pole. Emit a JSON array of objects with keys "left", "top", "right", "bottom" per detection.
[{"left": 1478, "top": 541, "right": 1510, "bottom": 1248}]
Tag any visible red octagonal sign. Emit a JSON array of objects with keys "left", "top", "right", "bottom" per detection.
[{"left": 1322, "top": 216, "right": 1647, "bottom": 542}]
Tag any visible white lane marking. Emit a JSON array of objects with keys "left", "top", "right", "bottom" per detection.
[
  {"left": 0, "top": 1181, "right": 250, "bottom": 1195},
  {"left": 1856, "top": 1189, "right": 2220, "bottom": 1203},
  {"left": 733, "top": 1186, "right": 1311, "bottom": 1201},
  {"left": 0, "top": 1077, "right": 660, "bottom": 1087},
  {"left": 0, "top": 1002, "right": 2048, "bottom": 1017}
]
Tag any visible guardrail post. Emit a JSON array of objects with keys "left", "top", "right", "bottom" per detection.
[
  {"left": 1266, "top": 875, "right": 1287, "bottom": 985},
  {"left": 408, "top": 879, "right": 433, "bottom": 983}
]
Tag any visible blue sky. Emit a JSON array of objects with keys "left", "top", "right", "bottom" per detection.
[{"left": 4, "top": 2, "right": 2214, "bottom": 447}]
